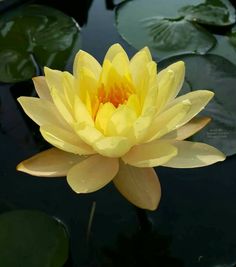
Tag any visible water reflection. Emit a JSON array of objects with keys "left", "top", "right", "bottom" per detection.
[
  {"left": 100, "top": 229, "right": 184, "bottom": 267},
  {"left": 36, "top": 0, "right": 93, "bottom": 26}
]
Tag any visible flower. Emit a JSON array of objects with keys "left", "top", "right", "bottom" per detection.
[{"left": 17, "top": 44, "right": 225, "bottom": 210}]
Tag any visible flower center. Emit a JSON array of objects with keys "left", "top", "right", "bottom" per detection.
[{"left": 98, "top": 83, "right": 132, "bottom": 108}]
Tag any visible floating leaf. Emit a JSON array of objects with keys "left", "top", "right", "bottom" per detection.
[
  {"left": 0, "top": 210, "right": 69, "bottom": 267},
  {"left": 116, "top": 0, "right": 217, "bottom": 59},
  {"left": 0, "top": 4, "right": 80, "bottom": 83},
  {"left": 144, "top": 16, "right": 215, "bottom": 52},
  {"left": 179, "top": 0, "right": 236, "bottom": 26},
  {"left": 159, "top": 53, "right": 236, "bottom": 156},
  {"left": 210, "top": 30, "right": 236, "bottom": 66}
]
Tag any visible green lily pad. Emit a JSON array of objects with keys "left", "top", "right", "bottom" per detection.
[
  {"left": 179, "top": 0, "right": 236, "bottom": 26},
  {"left": 0, "top": 4, "right": 80, "bottom": 83},
  {"left": 209, "top": 25, "right": 236, "bottom": 66},
  {"left": 159, "top": 53, "right": 236, "bottom": 156},
  {"left": 0, "top": 210, "right": 69, "bottom": 267},
  {"left": 143, "top": 16, "right": 215, "bottom": 52},
  {"left": 116, "top": 0, "right": 219, "bottom": 59}
]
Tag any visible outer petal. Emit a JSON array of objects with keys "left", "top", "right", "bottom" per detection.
[
  {"left": 67, "top": 155, "right": 119, "bottom": 193},
  {"left": 157, "top": 61, "right": 185, "bottom": 107},
  {"left": 73, "top": 50, "right": 101, "bottom": 80},
  {"left": 17, "top": 148, "right": 85, "bottom": 177},
  {"left": 122, "top": 140, "right": 177, "bottom": 167},
  {"left": 165, "top": 90, "right": 214, "bottom": 127},
  {"left": 44, "top": 67, "right": 75, "bottom": 124},
  {"left": 163, "top": 140, "right": 226, "bottom": 168},
  {"left": 17, "top": 97, "right": 69, "bottom": 129},
  {"left": 145, "top": 99, "right": 191, "bottom": 142},
  {"left": 32, "top": 76, "right": 52, "bottom": 101},
  {"left": 113, "top": 162, "right": 161, "bottom": 211},
  {"left": 162, "top": 117, "right": 211, "bottom": 140},
  {"left": 40, "top": 124, "right": 94, "bottom": 155},
  {"left": 44, "top": 67, "right": 64, "bottom": 94}
]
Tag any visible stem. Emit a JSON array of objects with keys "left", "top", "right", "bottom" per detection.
[{"left": 135, "top": 207, "right": 152, "bottom": 232}]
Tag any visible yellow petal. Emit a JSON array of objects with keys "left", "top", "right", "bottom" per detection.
[
  {"left": 122, "top": 140, "right": 177, "bottom": 167},
  {"left": 73, "top": 50, "right": 101, "bottom": 80},
  {"left": 126, "top": 94, "right": 141, "bottom": 116},
  {"left": 44, "top": 67, "right": 64, "bottom": 94},
  {"left": 74, "top": 95, "right": 94, "bottom": 126},
  {"left": 129, "top": 51, "right": 150, "bottom": 102},
  {"left": 17, "top": 97, "right": 69, "bottom": 129},
  {"left": 163, "top": 117, "right": 211, "bottom": 140},
  {"left": 157, "top": 61, "right": 185, "bottom": 107},
  {"left": 104, "top": 43, "right": 129, "bottom": 63},
  {"left": 40, "top": 124, "right": 94, "bottom": 155},
  {"left": 76, "top": 124, "right": 132, "bottom": 157},
  {"left": 76, "top": 123, "right": 132, "bottom": 157},
  {"left": 93, "top": 136, "right": 132, "bottom": 158},
  {"left": 50, "top": 86, "right": 74, "bottom": 125},
  {"left": 156, "top": 69, "right": 175, "bottom": 112},
  {"left": 106, "top": 104, "right": 137, "bottom": 137},
  {"left": 130, "top": 49, "right": 152, "bottom": 69},
  {"left": 67, "top": 155, "right": 119, "bottom": 193},
  {"left": 32, "top": 76, "right": 52, "bottom": 101},
  {"left": 95, "top": 102, "right": 116, "bottom": 134},
  {"left": 131, "top": 115, "right": 152, "bottom": 143},
  {"left": 63, "top": 72, "right": 76, "bottom": 109},
  {"left": 75, "top": 123, "right": 103, "bottom": 145},
  {"left": 17, "top": 148, "right": 85, "bottom": 177},
  {"left": 114, "top": 162, "right": 161, "bottom": 211},
  {"left": 44, "top": 67, "right": 74, "bottom": 124},
  {"left": 77, "top": 67, "right": 98, "bottom": 113},
  {"left": 145, "top": 100, "right": 191, "bottom": 142},
  {"left": 111, "top": 52, "right": 130, "bottom": 77},
  {"left": 140, "top": 46, "right": 152, "bottom": 62},
  {"left": 165, "top": 90, "right": 214, "bottom": 127},
  {"left": 163, "top": 140, "right": 226, "bottom": 168},
  {"left": 141, "top": 82, "right": 158, "bottom": 117},
  {"left": 147, "top": 61, "right": 158, "bottom": 89}
]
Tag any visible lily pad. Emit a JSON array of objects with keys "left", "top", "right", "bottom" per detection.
[
  {"left": 179, "top": 0, "right": 236, "bottom": 26},
  {"left": 0, "top": 4, "right": 80, "bottom": 83},
  {"left": 143, "top": 16, "right": 215, "bottom": 52},
  {"left": 210, "top": 28, "right": 236, "bottom": 65},
  {"left": 159, "top": 53, "right": 236, "bottom": 156},
  {"left": 116, "top": 0, "right": 236, "bottom": 59},
  {"left": 0, "top": 210, "right": 69, "bottom": 267}
]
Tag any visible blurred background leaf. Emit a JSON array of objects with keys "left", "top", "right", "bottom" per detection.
[
  {"left": 0, "top": 210, "right": 69, "bottom": 267},
  {"left": 0, "top": 4, "right": 81, "bottom": 83}
]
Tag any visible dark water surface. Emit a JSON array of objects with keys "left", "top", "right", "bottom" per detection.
[{"left": 0, "top": 1, "right": 236, "bottom": 266}]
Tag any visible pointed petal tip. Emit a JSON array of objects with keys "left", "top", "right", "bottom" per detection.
[
  {"left": 170, "top": 60, "right": 185, "bottom": 69},
  {"left": 218, "top": 152, "right": 226, "bottom": 161},
  {"left": 17, "top": 96, "right": 23, "bottom": 104},
  {"left": 16, "top": 162, "right": 25, "bottom": 173}
]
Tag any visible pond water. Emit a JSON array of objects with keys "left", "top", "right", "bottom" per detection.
[{"left": 0, "top": 0, "right": 236, "bottom": 266}]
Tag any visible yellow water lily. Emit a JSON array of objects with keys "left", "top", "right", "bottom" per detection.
[{"left": 17, "top": 44, "right": 225, "bottom": 210}]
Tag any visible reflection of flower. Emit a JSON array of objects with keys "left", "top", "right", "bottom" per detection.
[{"left": 17, "top": 44, "right": 225, "bottom": 210}]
